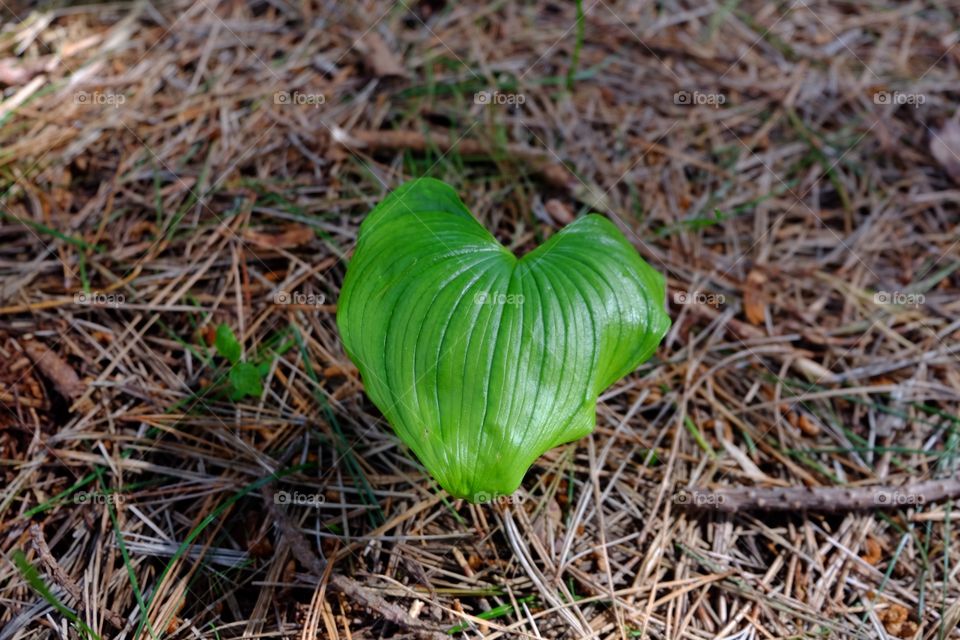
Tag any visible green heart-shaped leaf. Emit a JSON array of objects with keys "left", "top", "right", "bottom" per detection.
[{"left": 337, "top": 179, "right": 670, "bottom": 501}]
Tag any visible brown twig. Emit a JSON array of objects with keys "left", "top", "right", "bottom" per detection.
[
  {"left": 261, "top": 483, "right": 448, "bottom": 640},
  {"left": 29, "top": 524, "right": 125, "bottom": 629},
  {"left": 678, "top": 478, "right": 960, "bottom": 513}
]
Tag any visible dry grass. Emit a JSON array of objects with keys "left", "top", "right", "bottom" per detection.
[{"left": 1, "top": 1, "right": 959, "bottom": 638}]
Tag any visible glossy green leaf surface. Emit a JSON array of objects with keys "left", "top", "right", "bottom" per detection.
[{"left": 337, "top": 179, "right": 671, "bottom": 502}]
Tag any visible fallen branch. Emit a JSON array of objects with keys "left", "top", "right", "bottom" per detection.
[
  {"left": 331, "top": 126, "right": 614, "bottom": 213},
  {"left": 333, "top": 127, "right": 552, "bottom": 164},
  {"left": 677, "top": 478, "right": 960, "bottom": 513}
]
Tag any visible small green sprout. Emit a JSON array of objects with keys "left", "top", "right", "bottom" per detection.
[{"left": 214, "top": 323, "right": 265, "bottom": 401}]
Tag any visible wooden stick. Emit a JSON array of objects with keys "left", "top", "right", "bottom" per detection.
[{"left": 677, "top": 478, "right": 960, "bottom": 513}]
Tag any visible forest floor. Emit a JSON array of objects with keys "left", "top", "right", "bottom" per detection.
[{"left": 1, "top": 1, "right": 960, "bottom": 639}]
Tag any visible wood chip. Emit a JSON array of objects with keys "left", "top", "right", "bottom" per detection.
[
  {"left": 358, "top": 32, "right": 407, "bottom": 78},
  {"left": 22, "top": 340, "right": 86, "bottom": 403},
  {"left": 860, "top": 537, "right": 882, "bottom": 565},
  {"left": 796, "top": 413, "right": 821, "bottom": 437},
  {"left": 243, "top": 224, "right": 315, "bottom": 249},
  {"left": 879, "top": 602, "right": 909, "bottom": 637},
  {"left": 743, "top": 268, "right": 767, "bottom": 325},
  {"left": 544, "top": 198, "right": 574, "bottom": 225},
  {"left": 930, "top": 120, "right": 960, "bottom": 184},
  {"left": 323, "top": 364, "right": 358, "bottom": 378}
]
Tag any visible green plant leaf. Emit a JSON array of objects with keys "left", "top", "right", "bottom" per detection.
[
  {"left": 229, "top": 362, "right": 263, "bottom": 399},
  {"left": 215, "top": 323, "right": 242, "bottom": 365},
  {"left": 337, "top": 178, "right": 670, "bottom": 501}
]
